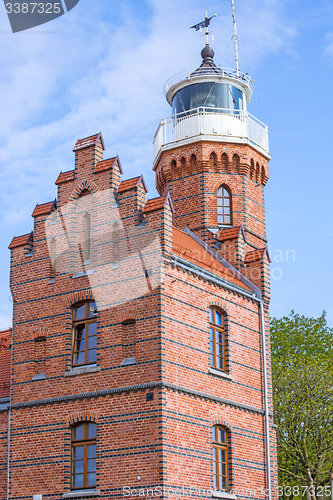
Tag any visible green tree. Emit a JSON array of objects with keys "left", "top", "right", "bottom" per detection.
[{"left": 271, "top": 311, "right": 333, "bottom": 499}]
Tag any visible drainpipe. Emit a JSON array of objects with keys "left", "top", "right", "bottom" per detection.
[
  {"left": 258, "top": 299, "right": 272, "bottom": 500},
  {"left": 7, "top": 341, "right": 12, "bottom": 500},
  {"left": 7, "top": 406, "right": 10, "bottom": 500}
]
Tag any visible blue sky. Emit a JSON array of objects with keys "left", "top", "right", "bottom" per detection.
[{"left": 0, "top": 0, "right": 332, "bottom": 328}]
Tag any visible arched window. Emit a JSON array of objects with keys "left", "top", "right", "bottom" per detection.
[
  {"left": 190, "top": 154, "right": 197, "bottom": 171},
  {"left": 209, "top": 308, "right": 225, "bottom": 371},
  {"left": 232, "top": 154, "right": 240, "bottom": 173},
  {"left": 213, "top": 426, "right": 229, "bottom": 491},
  {"left": 256, "top": 162, "right": 260, "bottom": 182},
  {"left": 210, "top": 151, "right": 217, "bottom": 168},
  {"left": 250, "top": 159, "right": 255, "bottom": 179},
  {"left": 72, "top": 301, "right": 97, "bottom": 366},
  {"left": 221, "top": 153, "right": 229, "bottom": 172},
  {"left": 217, "top": 185, "right": 232, "bottom": 226},
  {"left": 171, "top": 159, "right": 177, "bottom": 179},
  {"left": 261, "top": 166, "right": 266, "bottom": 186},
  {"left": 180, "top": 157, "right": 186, "bottom": 177},
  {"left": 71, "top": 422, "right": 97, "bottom": 490}
]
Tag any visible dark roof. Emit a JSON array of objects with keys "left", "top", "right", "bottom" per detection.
[
  {"left": 32, "top": 200, "right": 57, "bottom": 218},
  {"left": 190, "top": 44, "right": 223, "bottom": 78},
  {"left": 9, "top": 231, "right": 33, "bottom": 250},
  {"left": 73, "top": 132, "right": 105, "bottom": 152},
  {"left": 55, "top": 169, "right": 75, "bottom": 185}
]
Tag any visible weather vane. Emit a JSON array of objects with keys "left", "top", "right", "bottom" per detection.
[{"left": 190, "top": 10, "right": 217, "bottom": 45}]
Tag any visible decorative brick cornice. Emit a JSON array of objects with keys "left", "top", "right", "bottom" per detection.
[
  {"left": 211, "top": 416, "right": 233, "bottom": 430},
  {"left": 66, "top": 410, "right": 99, "bottom": 426},
  {"left": 208, "top": 300, "right": 229, "bottom": 315},
  {"left": 66, "top": 290, "right": 94, "bottom": 307}
]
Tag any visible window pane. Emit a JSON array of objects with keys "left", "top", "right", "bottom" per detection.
[
  {"left": 75, "top": 327, "right": 85, "bottom": 349},
  {"left": 73, "top": 474, "right": 83, "bottom": 488},
  {"left": 87, "top": 425, "right": 96, "bottom": 440},
  {"left": 224, "top": 207, "right": 230, "bottom": 215},
  {"left": 218, "top": 344, "right": 224, "bottom": 358},
  {"left": 73, "top": 460, "right": 84, "bottom": 474},
  {"left": 87, "top": 472, "right": 96, "bottom": 487},
  {"left": 217, "top": 356, "right": 223, "bottom": 369},
  {"left": 88, "top": 336, "right": 97, "bottom": 349},
  {"left": 218, "top": 429, "right": 226, "bottom": 444},
  {"left": 215, "top": 312, "right": 222, "bottom": 326},
  {"left": 210, "top": 329, "right": 214, "bottom": 341},
  {"left": 213, "top": 475, "right": 217, "bottom": 488},
  {"left": 73, "top": 445, "right": 84, "bottom": 459},
  {"left": 225, "top": 216, "right": 230, "bottom": 224},
  {"left": 210, "top": 353, "right": 214, "bottom": 366},
  {"left": 88, "top": 349, "right": 97, "bottom": 363},
  {"left": 88, "top": 302, "right": 97, "bottom": 317},
  {"left": 74, "top": 351, "right": 85, "bottom": 365},
  {"left": 74, "top": 304, "right": 85, "bottom": 320},
  {"left": 224, "top": 199, "right": 230, "bottom": 206},
  {"left": 88, "top": 445, "right": 96, "bottom": 458},
  {"left": 73, "top": 426, "right": 84, "bottom": 441},
  {"left": 209, "top": 309, "right": 214, "bottom": 322},
  {"left": 88, "top": 323, "right": 97, "bottom": 336},
  {"left": 222, "top": 188, "right": 228, "bottom": 197},
  {"left": 87, "top": 458, "right": 96, "bottom": 472}
]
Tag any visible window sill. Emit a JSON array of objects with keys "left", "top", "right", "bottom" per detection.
[
  {"left": 63, "top": 490, "right": 100, "bottom": 498},
  {"left": 209, "top": 367, "right": 233, "bottom": 381},
  {"left": 32, "top": 373, "right": 46, "bottom": 381},
  {"left": 72, "top": 269, "right": 95, "bottom": 279},
  {"left": 121, "top": 357, "right": 136, "bottom": 366},
  {"left": 212, "top": 491, "right": 237, "bottom": 499},
  {"left": 64, "top": 365, "right": 100, "bottom": 377}
]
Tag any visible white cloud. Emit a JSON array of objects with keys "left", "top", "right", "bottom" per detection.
[{"left": 0, "top": 0, "right": 297, "bottom": 230}]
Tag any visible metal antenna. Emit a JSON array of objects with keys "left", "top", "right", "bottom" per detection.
[{"left": 231, "top": 0, "right": 239, "bottom": 76}]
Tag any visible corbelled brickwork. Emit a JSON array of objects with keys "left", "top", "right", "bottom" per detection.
[{"left": 1, "top": 130, "right": 278, "bottom": 500}]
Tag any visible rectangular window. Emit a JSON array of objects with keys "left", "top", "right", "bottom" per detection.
[
  {"left": 72, "top": 302, "right": 97, "bottom": 367},
  {"left": 71, "top": 422, "right": 97, "bottom": 490},
  {"left": 209, "top": 308, "right": 226, "bottom": 371}
]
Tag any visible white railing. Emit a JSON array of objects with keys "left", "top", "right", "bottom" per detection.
[{"left": 153, "top": 107, "right": 269, "bottom": 162}]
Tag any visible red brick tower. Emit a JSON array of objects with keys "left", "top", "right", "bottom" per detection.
[{"left": 2, "top": 38, "right": 277, "bottom": 500}]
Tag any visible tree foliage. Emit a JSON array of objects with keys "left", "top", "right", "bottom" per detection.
[{"left": 271, "top": 311, "right": 333, "bottom": 498}]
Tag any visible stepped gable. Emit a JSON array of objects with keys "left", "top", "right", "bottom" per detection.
[
  {"left": 143, "top": 193, "right": 174, "bottom": 214},
  {"left": 32, "top": 200, "right": 57, "bottom": 218},
  {"left": 8, "top": 232, "right": 33, "bottom": 250},
  {"left": 118, "top": 175, "right": 148, "bottom": 193},
  {"left": 94, "top": 157, "right": 121, "bottom": 174},
  {"left": 73, "top": 132, "right": 105, "bottom": 152},
  {"left": 55, "top": 169, "right": 75, "bottom": 185}
]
